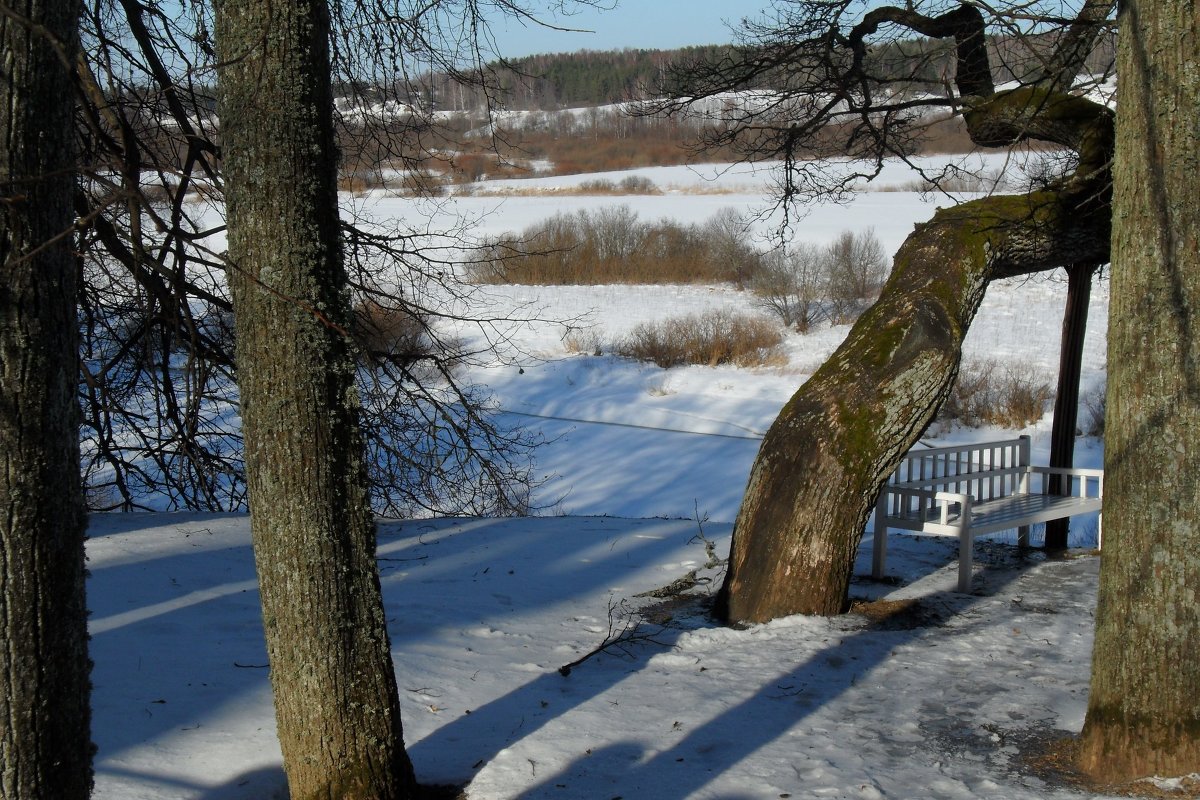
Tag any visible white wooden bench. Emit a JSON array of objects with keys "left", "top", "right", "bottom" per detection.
[{"left": 871, "top": 436, "right": 1103, "bottom": 592}]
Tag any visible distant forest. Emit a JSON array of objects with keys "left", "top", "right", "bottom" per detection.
[
  {"left": 409, "top": 31, "right": 1115, "bottom": 112},
  {"left": 323, "top": 31, "right": 1116, "bottom": 183},
  {"left": 403, "top": 46, "right": 741, "bottom": 112},
  {"left": 497, "top": 46, "right": 741, "bottom": 109}
]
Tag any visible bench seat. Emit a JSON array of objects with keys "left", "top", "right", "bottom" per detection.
[{"left": 886, "top": 492, "right": 1101, "bottom": 536}]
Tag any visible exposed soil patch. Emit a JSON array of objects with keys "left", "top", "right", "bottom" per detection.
[
  {"left": 1019, "top": 732, "right": 1200, "bottom": 798},
  {"left": 849, "top": 597, "right": 949, "bottom": 630}
]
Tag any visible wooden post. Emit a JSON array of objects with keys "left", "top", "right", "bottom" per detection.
[
  {"left": 872, "top": 495, "right": 889, "bottom": 579},
  {"left": 1046, "top": 263, "right": 1097, "bottom": 550},
  {"left": 957, "top": 496, "right": 974, "bottom": 592}
]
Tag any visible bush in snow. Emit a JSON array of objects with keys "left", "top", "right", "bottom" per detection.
[{"left": 614, "top": 309, "right": 784, "bottom": 369}]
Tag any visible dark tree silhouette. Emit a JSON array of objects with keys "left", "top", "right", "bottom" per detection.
[
  {"left": 72, "top": 0, "right": 597, "bottom": 516},
  {"left": 1, "top": 0, "right": 92, "bottom": 796}
]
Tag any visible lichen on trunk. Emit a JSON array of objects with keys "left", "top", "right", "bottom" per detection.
[
  {"left": 0, "top": 1, "right": 93, "bottom": 797},
  {"left": 214, "top": 0, "right": 417, "bottom": 796},
  {"left": 1078, "top": 0, "right": 1200, "bottom": 781}
]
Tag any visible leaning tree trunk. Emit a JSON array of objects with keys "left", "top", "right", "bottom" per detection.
[
  {"left": 0, "top": 1, "right": 92, "bottom": 798},
  {"left": 716, "top": 187, "right": 1111, "bottom": 622},
  {"left": 712, "top": 0, "right": 1117, "bottom": 623},
  {"left": 1078, "top": 0, "right": 1200, "bottom": 781},
  {"left": 214, "top": 1, "right": 417, "bottom": 797}
]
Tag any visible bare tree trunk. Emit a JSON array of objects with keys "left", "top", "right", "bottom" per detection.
[
  {"left": 717, "top": 191, "right": 1110, "bottom": 622},
  {"left": 1078, "top": 0, "right": 1200, "bottom": 781},
  {"left": 0, "top": 1, "right": 92, "bottom": 797},
  {"left": 214, "top": 1, "right": 417, "bottom": 797},
  {"left": 1045, "top": 263, "right": 1095, "bottom": 551}
]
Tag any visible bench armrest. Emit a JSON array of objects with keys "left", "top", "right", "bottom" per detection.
[
  {"left": 1027, "top": 466, "right": 1104, "bottom": 478},
  {"left": 1026, "top": 466, "right": 1104, "bottom": 498},
  {"left": 880, "top": 487, "right": 971, "bottom": 526},
  {"left": 884, "top": 486, "right": 970, "bottom": 502}
]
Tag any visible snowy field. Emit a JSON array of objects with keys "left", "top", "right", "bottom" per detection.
[{"left": 90, "top": 154, "right": 1130, "bottom": 799}]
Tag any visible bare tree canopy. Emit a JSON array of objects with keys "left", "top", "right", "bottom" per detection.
[
  {"left": 73, "top": 0, "right": 610, "bottom": 516},
  {"left": 651, "top": 0, "right": 1114, "bottom": 209}
]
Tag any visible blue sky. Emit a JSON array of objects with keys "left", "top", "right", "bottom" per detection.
[{"left": 492, "top": 1, "right": 778, "bottom": 59}]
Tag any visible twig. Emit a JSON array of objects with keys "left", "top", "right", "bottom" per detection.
[
  {"left": 558, "top": 597, "right": 671, "bottom": 676},
  {"left": 689, "top": 501, "right": 727, "bottom": 571},
  {"left": 634, "top": 569, "right": 708, "bottom": 599}
]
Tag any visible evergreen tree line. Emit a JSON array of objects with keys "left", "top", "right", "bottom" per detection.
[{"left": 407, "top": 29, "right": 1116, "bottom": 114}]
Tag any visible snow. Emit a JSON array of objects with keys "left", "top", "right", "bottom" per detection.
[
  {"left": 91, "top": 515, "right": 1118, "bottom": 799},
  {"left": 91, "top": 155, "right": 1127, "bottom": 799}
]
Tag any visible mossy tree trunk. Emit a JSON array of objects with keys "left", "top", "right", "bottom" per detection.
[
  {"left": 214, "top": 2, "right": 417, "bottom": 797},
  {"left": 0, "top": 1, "right": 93, "bottom": 797},
  {"left": 714, "top": 2, "right": 1117, "bottom": 623},
  {"left": 717, "top": 190, "right": 1110, "bottom": 622},
  {"left": 1078, "top": 0, "right": 1200, "bottom": 781}
]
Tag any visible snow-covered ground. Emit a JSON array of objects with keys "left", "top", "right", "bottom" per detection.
[
  {"left": 90, "top": 155, "right": 1131, "bottom": 799},
  {"left": 91, "top": 513, "right": 1116, "bottom": 800}
]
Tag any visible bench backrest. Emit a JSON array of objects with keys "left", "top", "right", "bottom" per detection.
[{"left": 886, "top": 436, "right": 1031, "bottom": 502}]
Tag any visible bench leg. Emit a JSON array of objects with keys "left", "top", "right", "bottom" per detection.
[
  {"left": 1017, "top": 524, "right": 1030, "bottom": 549},
  {"left": 958, "top": 525, "right": 973, "bottom": 592},
  {"left": 872, "top": 501, "right": 888, "bottom": 580}
]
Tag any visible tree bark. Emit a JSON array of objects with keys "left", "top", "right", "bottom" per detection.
[
  {"left": 1078, "top": 0, "right": 1200, "bottom": 781},
  {"left": 214, "top": 2, "right": 417, "bottom": 797},
  {"left": 1045, "top": 263, "right": 1095, "bottom": 552},
  {"left": 717, "top": 189, "right": 1110, "bottom": 622},
  {"left": 0, "top": 1, "right": 92, "bottom": 798}
]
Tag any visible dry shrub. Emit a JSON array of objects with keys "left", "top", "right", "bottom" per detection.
[
  {"left": 399, "top": 169, "right": 445, "bottom": 196},
  {"left": 922, "top": 174, "right": 996, "bottom": 193},
  {"left": 577, "top": 175, "right": 659, "bottom": 194},
  {"left": 466, "top": 205, "right": 763, "bottom": 286},
  {"left": 494, "top": 115, "right": 742, "bottom": 177},
  {"left": 563, "top": 329, "right": 605, "bottom": 356},
  {"left": 751, "top": 244, "right": 826, "bottom": 332},
  {"left": 618, "top": 175, "right": 660, "bottom": 194},
  {"left": 453, "top": 152, "right": 490, "bottom": 182},
  {"left": 751, "top": 228, "right": 890, "bottom": 330},
  {"left": 339, "top": 173, "right": 372, "bottom": 194},
  {"left": 824, "top": 228, "right": 889, "bottom": 322},
  {"left": 340, "top": 166, "right": 433, "bottom": 195},
  {"left": 578, "top": 178, "right": 619, "bottom": 193},
  {"left": 912, "top": 114, "right": 976, "bottom": 155},
  {"left": 469, "top": 180, "right": 748, "bottom": 198},
  {"left": 614, "top": 309, "right": 784, "bottom": 369},
  {"left": 941, "top": 360, "right": 1054, "bottom": 428}
]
